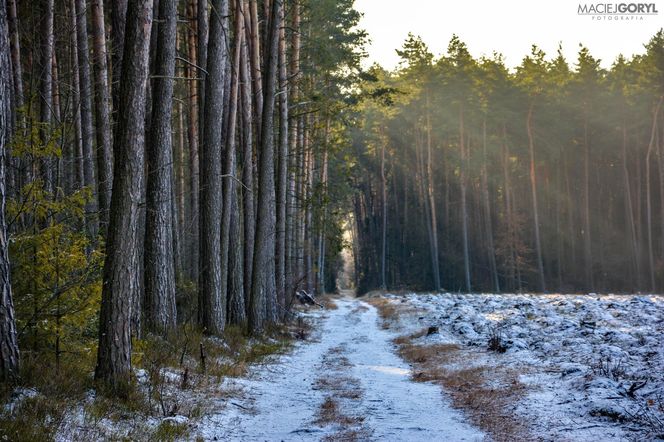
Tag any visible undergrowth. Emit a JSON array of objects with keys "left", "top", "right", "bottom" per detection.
[{"left": 0, "top": 316, "right": 309, "bottom": 441}]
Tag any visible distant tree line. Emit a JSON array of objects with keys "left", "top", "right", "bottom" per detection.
[{"left": 352, "top": 32, "right": 664, "bottom": 295}]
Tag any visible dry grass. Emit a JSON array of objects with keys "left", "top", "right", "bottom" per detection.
[
  {"left": 395, "top": 338, "right": 530, "bottom": 441},
  {"left": 319, "top": 295, "right": 340, "bottom": 310},
  {"left": 365, "top": 298, "right": 398, "bottom": 329},
  {"left": 313, "top": 345, "right": 369, "bottom": 439},
  {"left": 373, "top": 296, "right": 533, "bottom": 442}
]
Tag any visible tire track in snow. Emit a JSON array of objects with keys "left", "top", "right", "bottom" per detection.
[{"left": 195, "top": 296, "right": 484, "bottom": 441}]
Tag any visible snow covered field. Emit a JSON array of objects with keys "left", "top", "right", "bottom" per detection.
[{"left": 382, "top": 292, "right": 664, "bottom": 441}]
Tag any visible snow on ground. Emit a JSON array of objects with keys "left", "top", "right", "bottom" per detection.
[
  {"left": 194, "top": 297, "right": 484, "bottom": 441},
  {"left": 383, "top": 292, "right": 664, "bottom": 441}
]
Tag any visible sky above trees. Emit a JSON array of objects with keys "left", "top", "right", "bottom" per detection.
[{"left": 355, "top": 0, "right": 663, "bottom": 69}]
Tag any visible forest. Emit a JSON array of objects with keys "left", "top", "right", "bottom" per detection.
[
  {"left": 0, "top": 0, "right": 663, "bottom": 439},
  {"left": 353, "top": 32, "right": 664, "bottom": 295},
  {"left": 0, "top": 0, "right": 365, "bottom": 396}
]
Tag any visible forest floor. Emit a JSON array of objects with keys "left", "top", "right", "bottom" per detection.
[
  {"left": 192, "top": 293, "right": 484, "bottom": 441},
  {"left": 23, "top": 291, "right": 661, "bottom": 441}
]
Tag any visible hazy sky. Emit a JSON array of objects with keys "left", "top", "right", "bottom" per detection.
[{"left": 354, "top": 0, "right": 664, "bottom": 69}]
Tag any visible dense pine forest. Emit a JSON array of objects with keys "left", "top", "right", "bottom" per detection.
[
  {"left": 0, "top": 0, "right": 365, "bottom": 390},
  {"left": 352, "top": 33, "right": 664, "bottom": 295},
  {"left": 0, "top": 0, "right": 663, "bottom": 437}
]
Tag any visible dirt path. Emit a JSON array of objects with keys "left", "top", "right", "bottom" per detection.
[{"left": 196, "top": 296, "right": 484, "bottom": 441}]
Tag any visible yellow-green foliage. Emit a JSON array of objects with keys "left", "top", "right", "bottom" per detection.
[{"left": 8, "top": 120, "right": 102, "bottom": 359}]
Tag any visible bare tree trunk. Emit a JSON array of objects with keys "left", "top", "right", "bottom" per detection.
[
  {"left": 285, "top": 0, "right": 300, "bottom": 306},
  {"left": 645, "top": 95, "right": 663, "bottom": 292},
  {"left": 197, "top": 0, "right": 208, "bottom": 150},
  {"left": 40, "top": 0, "right": 55, "bottom": 193},
  {"left": 250, "top": 0, "right": 281, "bottom": 332},
  {"left": 7, "top": 0, "right": 22, "bottom": 129},
  {"left": 0, "top": 0, "right": 20, "bottom": 380},
  {"left": 501, "top": 125, "right": 516, "bottom": 290},
  {"left": 247, "top": 0, "right": 263, "bottom": 143},
  {"left": 110, "top": 0, "right": 127, "bottom": 113},
  {"left": 91, "top": 0, "right": 113, "bottom": 234},
  {"left": 228, "top": 189, "right": 245, "bottom": 325},
  {"left": 425, "top": 105, "right": 441, "bottom": 290},
  {"left": 187, "top": 0, "right": 200, "bottom": 281},
  {"left": 582, "top": 113, "right": 593, "bottom": 291},
  {"left": 220, "top": 0, "right": 243, "bottom": 325},
  {"left": 96, "top": 0, "right": 154, "bottom": 389},
  {"left": 6, "top": 0, "right": 23, "bottom": 200},
  {"left": 622, "top": 122, "right": 640, "bottom": 289},
  {"left": 276, "top": 0, "right": 288, "bottom": 311},
  {"left": 198, "top": 0, "right": 228, "bottom": 335},
  {"left": 68, "top": 0, "right": 85, "bottom": 191},
  {"left": 317, "top": 122, "right": 329, "bottom": 293},
  {"left": 144, "top": 0, "right": 177, "bottom": 334},
  {"left": 482, "top": 119, "right": 499, "bottom": 292},
  {"left": 75, "top": 0, "right": 99, "bottom": 237},
  {"left": 176, "top": 100, "right": 186, "bottom": 277},
  {"left": 459, "top": 105, "right": 471, "bottom": 292},
  {"left": 526, "top": 102, "right": 546, "bottom": 292},
  {"left": 240, "top": 23, "right": 255, "bottom": 304}
]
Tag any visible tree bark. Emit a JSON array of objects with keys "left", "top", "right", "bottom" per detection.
[
  {"left": 425, "top": 104, "right": 441, "bottom": 290},
  {"left": 75, "top": 0, "right": 99, "bottom": 237},
  {"left": 40, "top": 0, "right": 55, "bottom": 193},
  {"left": 645, "top": 95, "right": 663, "bottom": 292},
  {"left": 0, "top": 0, "right": 20, "bottom": 381},
  {"left": 96, "top": 0, "right": 154, "bottom": 388},
  {"left": 276, "top": 0, "right": 288, "bottom": 312},
  {"left": 220, "top": 0, "right": 243, "bottom": 326},
  {"left": 459, "top": 105, "right": 471, "bottom": 292},
  {"left": 198, "top": 0, "right": 228, "bottom": 335},
  {"left": 110, "top": 0, "right": 127, "bottom": 114},
  {"left": 239, "top": 24, "right": 255, "bottom": 305},
  {"left": 250, "top": 0, "right": 281, "bottom": 332},
  {"left": 91, "top": 0, "right": 113, "bottom": 233},
  {"left": 186, "top": 0, "right": 200, "bottom": 281},
  {"left": 144, "top": 0, "right": 177, "bottom": 334},
  {"left": 526, "top": 102, "right": 546, "bottom": 292}
]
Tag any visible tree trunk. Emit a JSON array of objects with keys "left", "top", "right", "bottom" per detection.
[
  {"left": 110, "top": 0, "right": 127, "bottom": 114},
  {"left": 40, "top": 0, "right": 55, "bottom": 193},
  {"left": 526, "top": 102, "right": 546, "bottom": 292},
  {"left": 0, "top": 0, "right": 20, "bottom": 381},
  {"left": 582, "top": 113, "right": 593, "bottom": 291},
  {"left": 198, "top": 0, "right": 228, "bottom": 335},
  {"left": 75, "top": 0, "right": 99, "bottom": 237},
  {"left": 459, "top": 105, "right": 471, "bottom": 292},
  {"left": 91, "top": 0, "right": 113, "bottom": 233},
  {"left": 220, "top": 0, "right": 243, "bottom": 326},
  {"left": 250, "top": 0, "right": 281, "bottom": 332},
  {"left": 68, "top": 0, "right": 85, "bottom": 191},
  {"left": 285, "top": 0, "right": 300, "bottom": 306},
  {"left": 622, "top": 121, "right": 640, "bottom": 289},
  {"left": 645, "top": 95, "right": 663, "bottom": 292},
  {"left": 481, "top": 119, "right": 499, "bottom": 292},
  {"left": 425, "top": 105, "right": 441, "bottom": 290},
  {"left": 276, "top": 0, "right": 288, "bottom": 311},
  {"left": 239, "top": 23, "right": 255, "bottom": 305},
  {"left": 144, "top": 0, "right": 177, "bottom": 334},
  {"left": 186, "top": 0, "right": 200, "bottom": 281},
  {"left": 95, "top": 0, "right": 154, "bottom": 389}
]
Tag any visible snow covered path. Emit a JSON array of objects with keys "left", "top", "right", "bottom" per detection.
[{"left": 195, "top": 296, "right": 484, "bottom": 441}]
